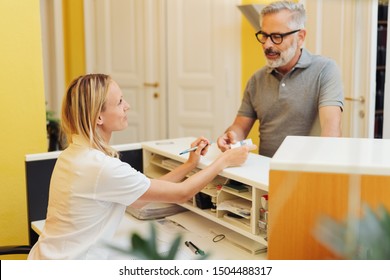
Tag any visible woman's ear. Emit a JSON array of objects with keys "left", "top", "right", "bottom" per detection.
[{"left": 97, "top": 115, "right": 103, "bottom": 125}]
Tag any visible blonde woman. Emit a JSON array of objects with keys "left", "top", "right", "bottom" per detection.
[{"left": 28, "top": 74, "right": 255, "bottom": 259}]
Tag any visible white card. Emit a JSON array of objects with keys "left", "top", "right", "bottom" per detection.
[{"left": 230, "top": 138, "right": 253, "bottom": 148}]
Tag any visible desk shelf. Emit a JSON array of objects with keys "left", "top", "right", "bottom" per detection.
[{"left": 142, "top": 138, "right": 270, "bottom": 251}]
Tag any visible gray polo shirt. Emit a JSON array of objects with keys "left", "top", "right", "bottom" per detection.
[{"left": 238, "top": 48, "right": 344, "bottom": 157}]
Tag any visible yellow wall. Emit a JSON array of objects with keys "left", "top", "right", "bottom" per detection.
[
  {"left": 0, "top": 0, "right": 85, "bottom": 257},
  {"left": 63, "top": 0, "right": 86, "bottom": 86},
  {"left": 241, "top": 0, "right": 273, "bottom": 148},
  {"left": 0, "top": 0, "right": 47, "bottom": 252}
]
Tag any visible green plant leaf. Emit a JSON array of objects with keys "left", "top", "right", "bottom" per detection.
[
  {"left": 107, "top": 221, "right": 209, "bottom": 260},
  {"left": 315, "top": 203, "right": 390, "bottom": 259},
  {"left": 165, "top": 234, "right": 182, "bottom": 260}
]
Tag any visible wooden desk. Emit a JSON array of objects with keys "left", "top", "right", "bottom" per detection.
[{"left": 268, "top": 136, "right": 390, "bottom": 259}]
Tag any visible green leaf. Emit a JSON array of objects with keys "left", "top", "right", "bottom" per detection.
[
  {"left": 165, "top": 235, "right": 182, "bottom": 260},
  {"left": 107, "top": 221, "right": 209, "bottom": 260},
  {"left": 315, "top": 203, "right": 390, "bottom": 259}
]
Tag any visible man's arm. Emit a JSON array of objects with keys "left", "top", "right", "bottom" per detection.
[{"left": 319, "top": 106, "right": 342, "bottom": 136}]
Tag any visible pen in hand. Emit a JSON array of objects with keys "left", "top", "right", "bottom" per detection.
[{"left": 179, "top": 142, "right": 214, "bottom": 155}]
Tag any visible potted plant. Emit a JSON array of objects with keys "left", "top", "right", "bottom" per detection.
[{"left": 46, "top": 107, "right": 65, "bottom": 151}]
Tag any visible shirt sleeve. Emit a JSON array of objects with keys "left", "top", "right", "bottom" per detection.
[
  {"left": 94, "top": 157, "right": 151, "bottom": 206},
  {"left": 237, "top": 75, "right": 258, "bottom": 119},
  {"left": 319, "top": 60, "right": 344, "bottom": 110}
]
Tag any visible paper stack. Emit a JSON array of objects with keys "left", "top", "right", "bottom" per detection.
[{"left": 126, "top": 203, "right": 188, "bottom": 220}]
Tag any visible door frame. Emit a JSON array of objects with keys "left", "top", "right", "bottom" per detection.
[{"left": 383, "top": 3, "right": 390, "bottom": 138}]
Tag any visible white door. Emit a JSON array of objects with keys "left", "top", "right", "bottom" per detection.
[
  {"left": 84, "top": 0, "right": 241, "bottom": 144},
  {"left": 166, "top": 0, "right": 241, "bottom": 139},
  {"left": 84, "top": 0, "right": 166, "bottom": 144},
  {"left": 304, "top": 0, "right": 378, "bottom": 138}
]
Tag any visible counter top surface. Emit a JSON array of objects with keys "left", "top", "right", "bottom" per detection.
[
  {"left": 142, "top": 137, "right": 270, "bottom": 190},
  {"left": 271, "top": 136, "right": 390, "bottom": 175}
]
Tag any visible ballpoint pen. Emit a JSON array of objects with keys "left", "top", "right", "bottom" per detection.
[
  {"left": 179, "top": 142, "right": 214, "bottom": 155},
  {"left": 185, "top": 241, "right": 205, "bottom": 256}
]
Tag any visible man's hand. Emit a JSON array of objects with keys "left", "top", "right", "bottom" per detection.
[{"left": 217, "top": 130, "right": 238, "bottom": 152}]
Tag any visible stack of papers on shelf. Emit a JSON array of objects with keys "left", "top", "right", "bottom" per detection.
[
  {"left": 218, "top": 198, "right": 251, "bottom": 218},
  {"left": 126, "top": 203, "right": 188, "bottom": 220},
  {"left": 223, "top": 213, "right": 251, "bottom": 227},
  {"left": 161, "top": 159, "right": 181, "bottom": 170},
  {"left": 223, "top": 179, "right": 251, "bottom": 193}
]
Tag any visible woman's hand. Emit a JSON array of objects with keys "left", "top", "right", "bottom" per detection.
[
  {"left": 219, "top": 144, "right": 257, "bottom": 167},
  {"left": 157, "top": 137, "right": 211, "bottom": 183},
  {"left": 186, "top": 137, "right": 211, "bottom": 167}
]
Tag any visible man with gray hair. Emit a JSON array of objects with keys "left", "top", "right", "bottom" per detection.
[{"left": 217, "top": 1, "right": 344, "bottom": 157}]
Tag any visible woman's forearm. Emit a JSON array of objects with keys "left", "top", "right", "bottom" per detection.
[{"left": 159, "top": 160, "right": 198, "bottom": 182}]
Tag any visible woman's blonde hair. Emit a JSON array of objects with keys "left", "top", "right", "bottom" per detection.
[{"left": 61, "top": 73, "right": 119, "bottom": 158}]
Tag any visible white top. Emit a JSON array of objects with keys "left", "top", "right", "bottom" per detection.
[
  {"left": 28, "top": 135, "right": 150, "bottom": 260},
  {"left": 271, "top": 136, "right": 390, "bottom": 175}
]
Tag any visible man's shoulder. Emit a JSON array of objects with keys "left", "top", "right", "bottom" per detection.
[
  {"left": 251, "top": 66, "right": 269, "bottom": 79},
  {"left": 297, "top": 49, "right": 339, "bottom": 75},
  {"left": 303, "top": 49, "right": 336, "bottom": 65}
]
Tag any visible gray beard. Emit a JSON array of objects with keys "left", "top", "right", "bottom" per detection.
[{"left": 266, "top": 42, "right": 298, "bottom": 69}]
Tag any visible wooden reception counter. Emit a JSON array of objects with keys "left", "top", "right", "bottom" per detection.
[{"left": 268, "top": 136, "right": 390, "bottom": 259}]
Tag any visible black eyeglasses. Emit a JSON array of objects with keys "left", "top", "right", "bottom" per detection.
[{"left": 255, "top": 29, "right": 301, "bottom": 45}]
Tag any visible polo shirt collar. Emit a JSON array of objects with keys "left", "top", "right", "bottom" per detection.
[{"left": 295, "top": 48, "right": 311, "bottom": 68}]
